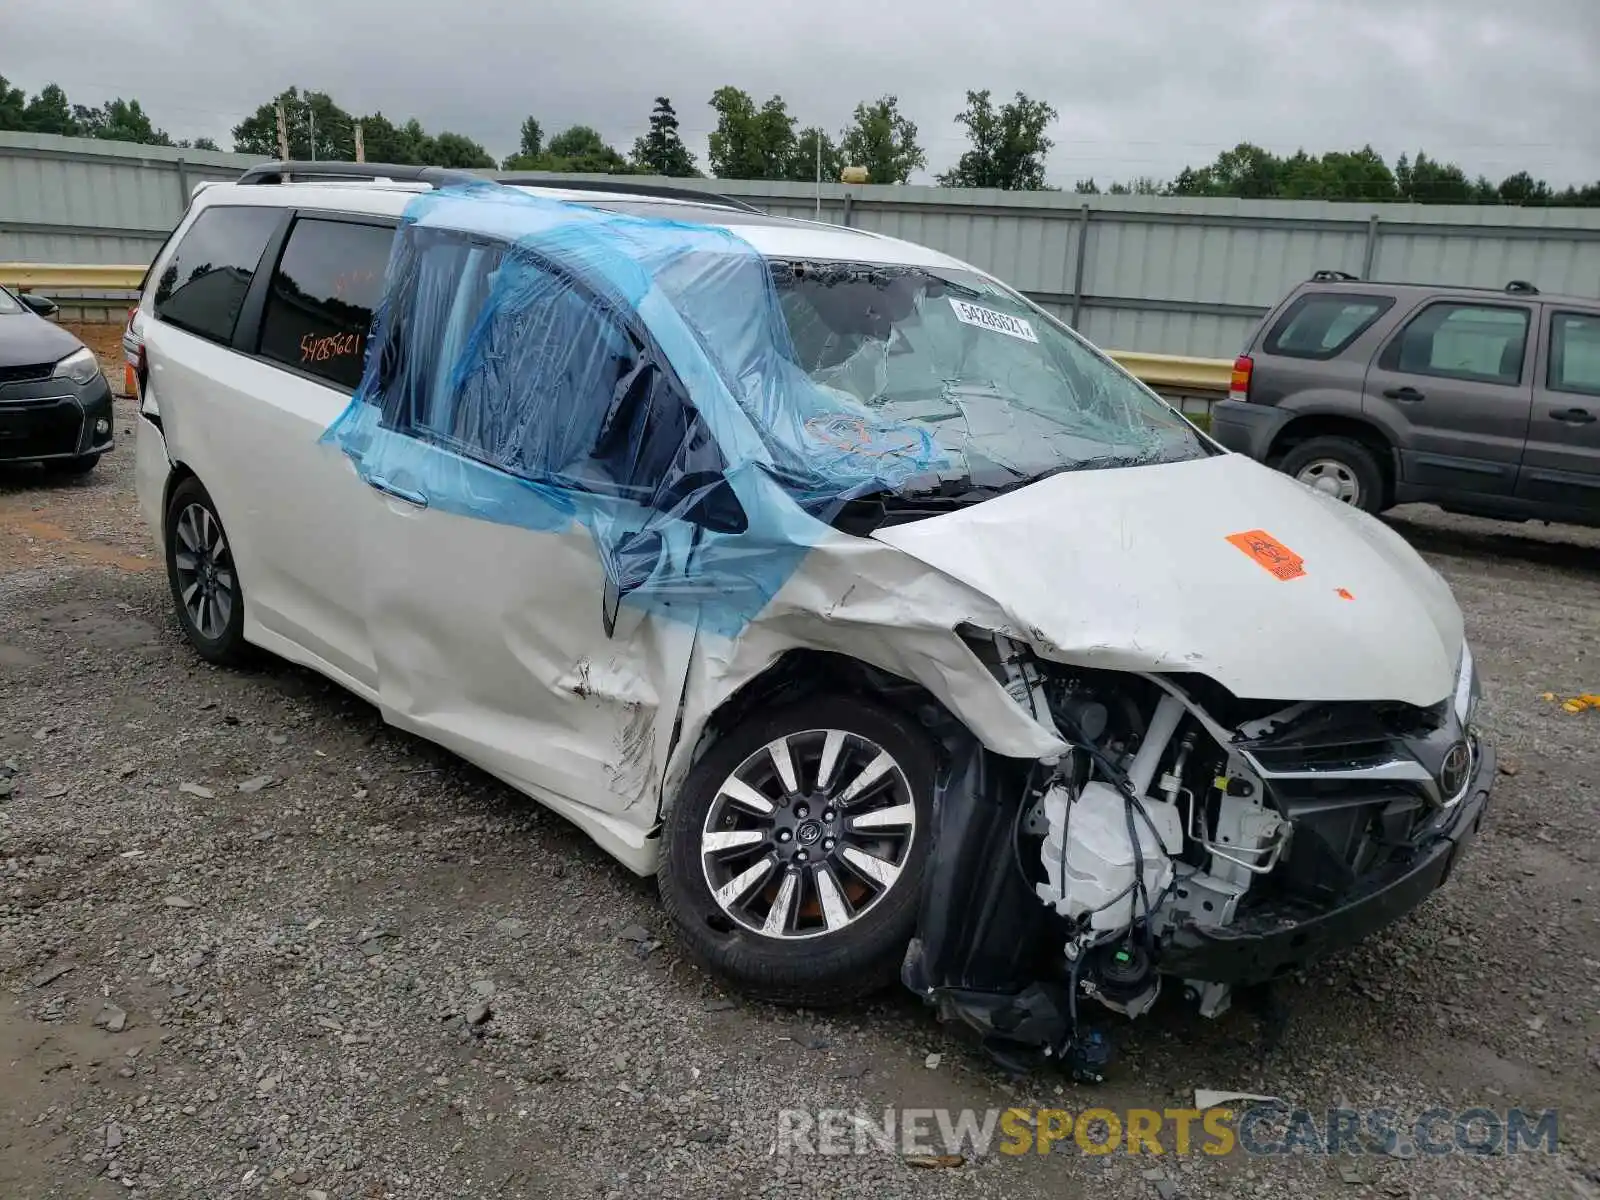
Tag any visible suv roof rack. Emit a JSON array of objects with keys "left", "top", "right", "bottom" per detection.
[
  {"left": 1504, "top": 279, "right": 1540, "bottom": 294},
  {"left": 1310, "top": 269, "right": 1361, "bottom": 282},
  {"left": 237, "top": 161, "right": 482, "bottom": 187},
  {"left": 493, "top": 174, "right": 764, "bottom": 214},
  {"left": 236, "top": 161, "right": 764, "bottom": 215}
]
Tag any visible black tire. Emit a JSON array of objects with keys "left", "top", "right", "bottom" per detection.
[
  {"left": 164, "top": 476, "right": 249, "bottom": 666},
  {"left": 659, "top": 694, "right": 936, "bottom": 1007},
  {"left": 43, "top": 455, "right": 99, "bottom": 476},
  {"left": 1278, "top": 435, "right": 1387, "bottom": 514}
]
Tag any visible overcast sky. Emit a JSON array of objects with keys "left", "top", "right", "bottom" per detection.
[{"left": 4, "top": 0, "right": 1596, "bottom": 186}]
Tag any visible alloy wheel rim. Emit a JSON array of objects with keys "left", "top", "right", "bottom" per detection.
[
  {"left": 1296, "top": 458, "right": 1361, "bottom": 505},
  {"left": 699, "top": 728, "right": 916, "bottom": 940},
  {"left": 173, "top": 502, "right": 234, "bottom": 640}
]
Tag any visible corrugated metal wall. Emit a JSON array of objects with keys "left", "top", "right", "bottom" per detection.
[
  {"left": 6, "top": 132, "right": 1600, "bottom": 358},
  {"left": 0, "top": 132, "right": 264, "bottom": 268}
]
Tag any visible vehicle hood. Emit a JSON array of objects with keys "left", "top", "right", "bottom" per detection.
[
  {"left": 870, "top": 452, "right": 1464, "bottom": 708},
  {"left": 0, "top": 310, "right": 82, "bottom": 369}
]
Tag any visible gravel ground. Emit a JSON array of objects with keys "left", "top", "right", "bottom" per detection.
[{"left": 1, "top": 391, "right": 1598, "bottom": 1199}]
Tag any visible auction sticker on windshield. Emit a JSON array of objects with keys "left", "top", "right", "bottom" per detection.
[{"left": 949, "top": 298, "right": 1039, "bottom": 343}]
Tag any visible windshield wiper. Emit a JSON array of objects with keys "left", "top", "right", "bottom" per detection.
[{"left": 935, "top": 456, "right": 1144, "bottom": 497}]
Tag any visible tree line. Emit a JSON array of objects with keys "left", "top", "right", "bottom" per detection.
[
  {"left": 430, "top": 91, "right": 930, "bottom": 185},
  {"left": 230, "top": 88, "right": 499, "bottom": 169},
  {"left": 3, "top": 70, "right": 1596, "bottom": 205},
  {"left": 1075, "top": 144, "right": 1600, "bottom": 207},
  {"left": 0, "top": 74, "right": 216, "bottom": 149},
  {"left": 495, "top": 91, "right": 1052, "bottom": 190}
]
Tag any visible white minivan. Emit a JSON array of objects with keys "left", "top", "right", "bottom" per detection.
[{"left": 133, "top": 164, "right": 1491, "bottom": 1067}]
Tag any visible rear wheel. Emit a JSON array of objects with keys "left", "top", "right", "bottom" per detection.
[
  {"left": 165, "top": 476, "right": 249, "bottom": 666},
  {"left": 1278, "top": 435, "right": 1386, "bottom": 514},
  {"left": 659, "top": 695, "right": 935, "bottom": 1006}
]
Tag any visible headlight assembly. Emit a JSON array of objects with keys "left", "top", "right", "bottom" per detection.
[
  {"left": 1454, "top": 642, "right": 1479, "bottom": 725},
  {"left": 53, "top": 346, "right": 102, "bottom": 386}
]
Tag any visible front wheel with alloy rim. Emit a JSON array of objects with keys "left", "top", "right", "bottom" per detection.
[
  {"left": 1277, "top": 435, "right": 1387, "bottom": 514},
  {"left": 659, "top": 695, "right": 935, "bottom": 1007},
  {"left": 164, "top": 476, "right": 249, "bottom": 665}
]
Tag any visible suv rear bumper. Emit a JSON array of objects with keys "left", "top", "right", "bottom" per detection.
[
  {"left": 1159, "top": 737, "right": 1494, "bottom": 986},
  {"left": 1209, "top": 400, "right": 1289, "bottom": 462}
]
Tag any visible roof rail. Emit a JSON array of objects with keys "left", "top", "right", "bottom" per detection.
[
  {"left": 495, "top": 174, "right": 765, "bottom": 214},
  {"left": 1310, "top": 269, "right": 1361, "bottom": 282},
  {"left": 237, "top": 161, "right": 482, "bottom": 187},
  {"left": 235, "top": 162, "right": 767, "bottom": 215},
  {"left": 1505, "top": 279, "right": 1540, "bottom": 295}
]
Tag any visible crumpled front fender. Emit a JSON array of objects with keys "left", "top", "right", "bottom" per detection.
[{"left": 661, "top": 529, "right": 1071, "bottom": 809}]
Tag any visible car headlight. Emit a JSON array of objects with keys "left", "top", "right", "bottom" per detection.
[
  {"left": 53, "top": 346, "right": 102, "bottom": 386},
  {"left": 1454, "top": 641, "right": 1479, "bottom": 725}
]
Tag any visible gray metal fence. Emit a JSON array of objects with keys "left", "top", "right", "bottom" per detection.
[
  {"left": 0, "top": 132, "right": 262, "bottom": 268},
  {"left": 6, "top": 131, "right": 1600, "bottom": 358}
]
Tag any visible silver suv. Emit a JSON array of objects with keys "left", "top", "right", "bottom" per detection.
[{"left": 1212, "top": 271, "right": 1600, "bottom": 526}]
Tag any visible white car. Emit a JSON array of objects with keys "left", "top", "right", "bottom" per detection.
[{"left": 133, "top": 163, "right": 1490, "bottom": 1068}]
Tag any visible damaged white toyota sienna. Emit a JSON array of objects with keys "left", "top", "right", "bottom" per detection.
[{"left": 132, "top": 164, "right": 1490, "bottom": 1072}]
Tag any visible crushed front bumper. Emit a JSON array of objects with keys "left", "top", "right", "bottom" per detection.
[{"left": 1159, "top": 737, "right": 1495, "bottom": 985}]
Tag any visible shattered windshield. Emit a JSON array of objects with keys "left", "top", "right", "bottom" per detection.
[{"left": 769, "top": 261, "right": 1207, "bottom": 494}]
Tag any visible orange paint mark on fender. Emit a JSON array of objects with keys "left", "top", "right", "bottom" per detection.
[{"left": 1225, "top": 530, "right": 1306, "bottom": 581}]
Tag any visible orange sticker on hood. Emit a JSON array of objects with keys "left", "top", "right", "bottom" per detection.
[{"left": 1226, "top": 530, "right": 1306, "bottom": 581}]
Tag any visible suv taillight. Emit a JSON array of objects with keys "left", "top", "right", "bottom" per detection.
[
  {"left": 124, "top": 307, "right": 148, "bottom": 398},
  {"left": 1229, "top": 355, "right": 1253, "bottom": 402}
]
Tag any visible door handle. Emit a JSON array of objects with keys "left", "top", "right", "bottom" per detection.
[
  {"left": 366, "top": 475, "right": 429, "bottom": 508},
  {"left": 1550, "top": 407, "right": 1596, "bottom": 425},
  {"left": 1383, "top": 386, "right": 1426, "bottom": 402}
]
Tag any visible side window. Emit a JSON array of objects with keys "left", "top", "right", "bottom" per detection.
[
  {"left": 153, "top": 206, "right": 280, "bottom": 344},
  {"left": 379, "top": 233, "right": 736, "bottom": 523},
  {"left": 1549, "top": 312, "right": 1600, "bottom": 397},
  {"left": 257, "top": 218, "right": 394, "bottom": 390},
  {"left": 1380, "top": 302, "right": 1530, "bottom": 385},
  {"left": 1264, "top": 293, "right": 1393, "bottom": 359}
]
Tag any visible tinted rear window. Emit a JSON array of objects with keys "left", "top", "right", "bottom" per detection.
[
  {"left": 153, "top": 206, "right": 280, "bottom": 344},
  {"left": 1264, "top": 292, "right": 1393, "bottom": 359},
  {"left": 258, "top": 218, "right": 394, "bottom": 391}
]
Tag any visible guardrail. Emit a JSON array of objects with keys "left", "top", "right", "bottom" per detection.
[
  {"left": 1, "top": 262, "right": 1235, "bottom": 400},
  {"left": 1110, "top": 350, "right": 1234, "bottom": 395},
  {"left": 1, "top": 263, "right": 147, "bottom": 290}
]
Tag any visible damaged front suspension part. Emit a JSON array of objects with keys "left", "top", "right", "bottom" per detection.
[{"left": 900, "top": 736, "right": 1125, "bottom": 1076}]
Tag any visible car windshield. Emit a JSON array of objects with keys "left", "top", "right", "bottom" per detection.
[
  {"left": 0, "top": 287, "right": 23, "bottom": 316},
  {"left": 768, "top": 260, "right": 1208, "bottom": 493}
]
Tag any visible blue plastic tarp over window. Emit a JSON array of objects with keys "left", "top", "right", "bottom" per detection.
[{"left": 323, "top": 183, "right": 947, "bottom": 637}]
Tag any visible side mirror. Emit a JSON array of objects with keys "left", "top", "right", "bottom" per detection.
[{"left": 19, "top": 293, "right": 59, "bottom": 319}]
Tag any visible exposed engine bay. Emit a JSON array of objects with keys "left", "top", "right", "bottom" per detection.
[{"left": 903, "top": 631, "right": 1486, "bottom": 1077}]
